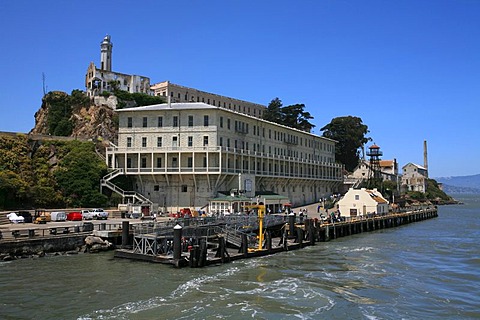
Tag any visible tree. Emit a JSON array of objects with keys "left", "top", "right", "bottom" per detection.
[
  {"left": 54, "top": 140, "right": 108, "bottom": 207},
  {"left": 321, "top": 116, "right": 371, "bottom": 172},
  {"left": 263, "top": 97, "right": 283, "bottom": 123},
  {"left": 282, "top": 104, "right": 315, "bottom": 132},
  {"left": 263, "top": 98, "right": 315, "bottom": 132}
]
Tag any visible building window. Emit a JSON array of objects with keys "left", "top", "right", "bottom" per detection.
[
  {"left": 188, "top": 115, "right": 194, "bottom": 127},
  {"left": 142, "top": 137, "right": 147, "bottom": 148},
  {"left": 156, "top": 158, "right": 162, "bottom": 168},
  {"left": 203, "top": 136, "right": 209, "bottom": 146},
  {"left": 172, "top": 157, "right": 178, "bottom": 167},
  {"left": 172, "top": 136, "right": 178, "bottom": 147},
  {"left": 127, "top": 158, "right": 132, "bottom": 168},
  {"left": 227, "top": 119, "right": 231, "bottom": 129},
  {"left": 143, "top": 117, "right": 148, "bottom": 127},
  {"left": 182, "top": 185, "right": 188, "bottom": 192},
  {"left": 141, "top": 157, "right": 147, "bottom": 168},
  {"left": 127, "top": 117, "right": 133, "bottom": 128},
  {"left": 154, "top": 185, "right": 160, "bottom": 191},
  {"left": 127, "top": 137, "right": 132, "bottom": 148},
  {"left": 204, "top": 115, "right": 209, "bottom": 126},
  {"left": 203, "top": 157, "right": 207, "bottom": 167},
  {"left": 188, "top": 136, "right": 193, "bottom": 147},
  {"left": 355, "top": 195, "right": 359, "bottom": 200},
  {"left": 219, "top": 137, "right": 223, "bottom": 146},
  {"left": 184, "top": 93, "right": 188, "bottom": 100},
  {"left": 157, "top": 116, "right": 163, "bottom": 127},
  {"left": 173, "top": 116, "right": 178, "bottom": 127},
  {"left": 157, "top": 137, "right": 163, "bottom": 147},
  {"left": 220, "top": 116, "right": 223, "bottom": 128},
  {"left": 187, "top": 157, "right": 193, "bottom": 168}
]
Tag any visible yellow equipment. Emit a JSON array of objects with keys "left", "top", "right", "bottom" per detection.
[{"left": 244, "top": 204, "right": 265, "bottom": 252}]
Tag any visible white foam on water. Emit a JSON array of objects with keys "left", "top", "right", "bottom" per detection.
[{"left": 78, "top": 264, "right": 244, "bottom": 319}]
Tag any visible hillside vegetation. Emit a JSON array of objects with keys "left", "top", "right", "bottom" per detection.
[{"left": 0, "top": 134, "right": 108, "bottom": 210}]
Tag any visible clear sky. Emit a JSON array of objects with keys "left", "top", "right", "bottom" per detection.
[{"left": 0, "top": 0, "right": 478, "bottom": 178}]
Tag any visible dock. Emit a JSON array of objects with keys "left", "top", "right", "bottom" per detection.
[{"left": 113, "top": 207, "right": 438, "bottom": 268}]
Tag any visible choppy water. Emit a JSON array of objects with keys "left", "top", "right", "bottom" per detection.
[{"left": 1, "top": 194, "right": 479, "bottom": 320}]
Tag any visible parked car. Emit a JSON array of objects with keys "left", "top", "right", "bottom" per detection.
[
  {"left": 91, "top": 208, "right": 108, "bottom": 220},
  {"left": 66, "top": 211, "right": 83, "bottom": 221},
  {"left": 81, "top": 210, "right": 92, "bottom": 220},
  {"left": 84, "top": 208, "right": 108, "bottom": 220},
  {"left": 16, "top": 211, "right": 33, "bottom": 223},
  {"left": 50, "top": 211, "right": 67, "bottom": 222}
]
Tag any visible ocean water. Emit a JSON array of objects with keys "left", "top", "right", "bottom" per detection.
[{"left": 0, "top": 194, "right": 479, "bottom": 320}]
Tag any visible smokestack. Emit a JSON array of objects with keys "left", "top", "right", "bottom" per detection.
[{"left": 423, "top": 140, "right": 428, "bottom": 178}]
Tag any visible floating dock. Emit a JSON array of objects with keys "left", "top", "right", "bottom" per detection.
[{"left": 114, "top": 207, "right": 438, "bottom": 268}]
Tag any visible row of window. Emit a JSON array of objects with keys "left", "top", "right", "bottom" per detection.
[
  {"left": 129, "top": 115, "right": 210, "bottom": 128},
  {"left": 125, "top": 136, "right": 333, "bottom": 162},
  {"left": 127, "top": 136, "right": 210, "bottom": 148},
  {"left": 126, "top": 115, "right": 333, "bottom": 153}
]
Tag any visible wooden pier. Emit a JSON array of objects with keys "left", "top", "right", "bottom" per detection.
[{"left": 114, "top": 207, "right": 438, "bottom": 268}]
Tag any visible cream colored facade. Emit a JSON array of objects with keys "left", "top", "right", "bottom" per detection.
[
  {"left": 349, "top": 159, "right": 399, "bottom": 181},
  {"left": 105, "top": 102, "right": 342, "bottom": 212},
  {"left": 401, "top": 163, "right": 428, "bottom": 193},
  {"left": 337, "top": 188, "right": 389, "bottom": 217},
  {"left": 151, "top": 81, "right": 265, "bottom": 118}
]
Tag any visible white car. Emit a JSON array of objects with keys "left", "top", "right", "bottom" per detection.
[{"left": 86, "top": 208, "right": 108, "bottom": 220}]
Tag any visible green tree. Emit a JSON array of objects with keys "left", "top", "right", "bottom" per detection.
[
  {"left": 263, "top": 97, "right": 283, "bottom": 123},
  {"left": 54, "top": 141, "right": 108, "bottom": 207},
  {"left": 321, "top": 116, "right": 371, "bottom": 172},
  {"left": 113, "top": 90, "right": 165, "bottom": 109},
  {"left": 282, "top": 104, "right": 315, "bottom": 132},
  {"left": 263, "top": 98, "right": 315, "bottom": 132},
  {"left": 44, "top": 91, "right": 74, "bottom": 136}
]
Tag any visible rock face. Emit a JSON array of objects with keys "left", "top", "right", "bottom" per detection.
[
  {"left": 30, "top": 91, "right": 119, "bottom": 143},
  {"left": 84, "top": 235, "right": 113, "bottom": 253}
]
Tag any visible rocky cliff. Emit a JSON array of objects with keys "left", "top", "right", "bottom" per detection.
[{"left": 29, "top": 91, "right": 119, "bottom": 143}]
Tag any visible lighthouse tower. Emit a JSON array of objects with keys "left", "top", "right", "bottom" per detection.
[{"left": 100, "top": 35, "right": 113, "bottom": 71}]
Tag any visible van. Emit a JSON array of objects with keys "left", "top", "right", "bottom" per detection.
[{"left": 50, "top": 211, "right": 67, "bottom": 222}]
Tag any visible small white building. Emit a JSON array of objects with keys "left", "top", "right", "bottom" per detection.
[
  {"left": 337, "top": 188, "right": 389, "bottom": 218},
  {"left": 401, "top": 163, "right": 428, "bottom": 193}
]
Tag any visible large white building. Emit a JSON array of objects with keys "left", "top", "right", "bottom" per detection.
[
  {"left": 104, "top": 102, "right": 343, "bottom": 213},
  {"left": 85, "top": 35, "right": 151, "bottom": 98}
]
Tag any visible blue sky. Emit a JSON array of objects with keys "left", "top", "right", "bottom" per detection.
[{"left": 0, "top": 1, "right": 478, "bottom": 178}]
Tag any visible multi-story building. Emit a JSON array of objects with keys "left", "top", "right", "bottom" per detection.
[
  {"left": 104, "top": 102, "right": 343, "bottom": 213},
  {"left": 347, "top": 159, "right": 399, "bottom": 185},
  {"left": 85, "top": 35, "right": 151, "bottom": 98},
  {"left": 151, "top": 81, "right": 265, "bottom": 118},
  {"left": 401, "top": 163, "right": 428, "bottom": 193}
]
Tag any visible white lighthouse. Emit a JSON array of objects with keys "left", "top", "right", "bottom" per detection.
[{"left": 100, "top": 35, "right": 113, "bottom": 71}]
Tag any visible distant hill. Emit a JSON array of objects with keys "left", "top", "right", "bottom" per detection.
[{"left": 435, "top": 174, "right": 480, "bottom": 194}]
